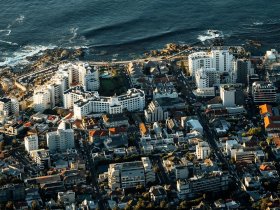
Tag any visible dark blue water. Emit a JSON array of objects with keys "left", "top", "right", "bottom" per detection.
[{"left": 1, "top": 0, "right": 280, "bottom": 66}]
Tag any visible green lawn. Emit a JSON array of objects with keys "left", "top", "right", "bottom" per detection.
[{"left": 99, "top": 76, "right": 127, "bottom": 96}]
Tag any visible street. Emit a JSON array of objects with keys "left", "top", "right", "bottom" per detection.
[
  {"left": 173, "top": 67, "right": 245, "bottom": 192},
  {"left": 84, "top": 140, "right": 107, "bottom": 210}
]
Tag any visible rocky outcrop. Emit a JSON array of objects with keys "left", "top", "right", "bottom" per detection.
[{"left": 11, "top": 47, "right": 86, "bottom": 73}]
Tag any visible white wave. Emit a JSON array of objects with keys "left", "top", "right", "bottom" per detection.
[
  {"left": 0, "top": 29, "right": 12, "bottom": 36},
  {"left": 197, "top": 30, "right": 224, "bottom": 42},
  {"left": 0, "top": 44, "right": 57, "bottom": 67},
  {"left": 69, "top": 27, "right": 79, "bottom": 43},
  {"left": 0, "top": 39, "right": 18, "bottom": 46},
  {"left": 15, "top": 15, "right": 25, "bottom": 23},
  {"left": 253, "top": 21, "right": 264, "bottom": 26},
  {"left": 6, "top": 15, "right": 25, "bottom": 30}
]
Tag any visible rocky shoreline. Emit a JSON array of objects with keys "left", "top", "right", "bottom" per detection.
[{"left": 2, "top": 47, "right": 86, "bottom": 74}]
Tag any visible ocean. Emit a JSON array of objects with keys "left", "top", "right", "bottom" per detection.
[{"left": 0, "top": 0, "right": 280, "bottom": 66}]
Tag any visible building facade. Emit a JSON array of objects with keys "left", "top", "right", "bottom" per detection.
[
  {"left": 234, "top": 59, "right": 253, "bottom": 85},
  {"left": 196, "top": 141, "right": 211, "bottom": 159},
  {"left": 72, "top": 88, "right": 145, "bottom": 119},
  {"left": 144, "top": 100, "right": 169, "bottom": 123},
  {"left": 177, "top": 171, "right": 229, "bottom": 199},
  {"left": 220, "top": 83, "right": 244, "bottom": 107},
  {"left": 24, "top": 134, "right": 39, "bottom": 153},
  {"left": 46, "top": 120, "right": 75, "bottom": 153},
  {"left": 252, "top": 82, "right": 277, "bottom": 103},
  {"left": 0, "top": 97, "right": 19, "bottom": 116},
  {"left": 108, "top": 157, "right": 155, "bottom": 190},
  {"left": 33, "top": 88, "right": 51, "bottom": 112},
  {"left": 188, "top": 49, "right": 234, "bottom": 77},
  {"left": 30, "top": 149, "right": 51, "bottom": 170},
  {"left": 188, "top": 52, "right": 212, "bottom": 76}
]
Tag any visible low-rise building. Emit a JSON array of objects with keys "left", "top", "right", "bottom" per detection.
[
  {"left": 46, "top": 120, "right": 75, "bottom": 153},
  {"left": 57, "top": 191, "right": 75, "bottom": 205},
  {"left": 30, "top": 149, "right": 51, "bottom": 170},
  {"left": 220, "top": 84, "right": 244, "bottom": 107},
  {"left": 235, "top": 150, "right": 256, "bottom": 163},
  {"left": 259, "top": 104, "right": 273, "bottom": 118},
  {"left": 102, "top": 114, "right": 129, "bottom": 128},
  {"left": 0, "top": 97, "right": 19, "bottom": 116},
  {"left": 108, "top": 157, "right": 155, "bottom": 190},
  {"left": 177, "top": 171, "right": 229, "bottom": 199},
  {"left": 144, "top": 100, "right": 169, "bottom": 123},
  {"left": 264, "top": 116, "right": 280, "bottom": 133},
  {"left": 71, "top": 88, "right": 145, "bottom": 119},
  {"left": 149, "top": 185, "right": 167, "bottom": 203},
  {"left": 0, "top": 184, "right": 25, "bottom": 202},
  {"left": 252, "top": 81, "right": 277, "bottom": 104},
  {"left": 24, "top": 134, "right": 39, "bottom": 153},
  {"left": 175, "top": 165, "right": 189, "bottom": 180},
  {"left": 196, "top": 141, "right": 211, "bottom": 160},
  {"left": 187, "top": 119, "right": 203, "bottom": 135}
]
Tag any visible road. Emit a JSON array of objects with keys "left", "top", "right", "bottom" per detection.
[
  {"left": 152, "top": 155, "right": 171, "bottom": 185},
  {"left": 10, "top": 147, "right": 38, "bottom": 176},
  {"left": 84, "top": 140, "right": 107, "bottom": 210},
  {"left": 173, "top": 68, "right": 245, "bottom": 191}
]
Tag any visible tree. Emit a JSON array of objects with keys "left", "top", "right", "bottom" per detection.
[
  {"left": 159, "top": 200, "right": 168, "bottom": 209},
  {"left": 31, "top": 200, "right": 40, "bottom": 210},
  {"left": 5, "top": 201, "right": 14, "bottom": 210},
  {"left": 153, "top": 166, "right": 160, "bottom": 173},
  {"left": 266, "top": 137, "right": 273, "bottom": 145},
  {"left": 0, "top": 141, "right": 4, "bottom": 151},
  {"left": 178, "top": 201, "right": 188, "bottom": 210},
  {"left": 142, "top": 192, "right": 150, "bottom": 200},
  {"left": 146, "top": 202, "right": 154, "bottom": 209},
  {"left": 124, "top": 204, "right": 132, "bottom": 210},
  {"left": 12, "top": 139, "right": 18, "bottom": 147},
  {"left": 247, "top": 127, "right": 262, "bottom": 136},
  {"left": 135, "top": 199, "right": 145, "bottom": 210}
]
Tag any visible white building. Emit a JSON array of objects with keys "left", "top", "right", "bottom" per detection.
[
  {"left": 196, "top": 141, "right": 211, "bottom": 159},
  {"left": 144, "top": 100, "right": 169, "bottom": 123},
  {"left": 30, "top": 149, "right": 51, "bottom": 170},
  {"left": 24, "top": 134, "right": 39, "bottom": 153},
  {"left": 265, "top": 49, "right": 279, "bottom": 62},
  {"left": 66, "top": 62, "right": 100, "bottom": 91},
  {"left": 211, "top": 49, "right": 234, "bottom": 73},
  {"left": 195, "top": 68, "right": 220, "bottom": 89},
  {"left": 108, "top": 157, "right": 155, "bottom": 190},
  {"left": 46, "top": 120, "right": 75, "bottom": 153},
  {"left": 84, "top": 66, "right": 99, "bottom": 91},
  {"left": 177, "top": 171, "right": 229, "bottom": 199},
  {"left": 187, "top": 119, "right": 203, "bottom": 134},
  {"left": 188, "top": 52, "right": 212, "bottom": 76},
  {"left": 58, "top": 191, "right": 75, "bottom": 205},
  {"left": 175, "top": 165, "right": 189, "bottom": 180},
  {"left": 33, "top": 88, "right": 51, "bottom": 112},
  {"left": 153, "top": 83, "right": 178, "bottom": 100},
  {"left": 0, "top": 98, "right": 19, "bottom": 116},
  {"left": 47, "top": 70, "right": 69, "bottom": 107},
  {"left": 33, "top": 62, "right": 99, "bottom": 112},
  {"left": 63, "top": 86, "right": 98, "bottom": 109},
  {"left": 188, "top": 49, "right": 234, "bottom": 76},
  {"left": 220, "top": 84, "right": 244, "bottom": 107},
  {"left": 194, "top": 67, "right": 220, "bottom": 97},
  {"left": 72, "top": 88, "right": 145, "bottom": 119},
  {"left": 252, "top": 81, "right": 277, "bottom": 103}
]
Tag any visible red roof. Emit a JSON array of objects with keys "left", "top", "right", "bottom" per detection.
[
  {"left": 89, "top": 130, "right": 109, "bottom": 137},
  {"left": 24, "top": 122, "right": 32, "bottom": 127},
  {"left": 109, "top": 127, "right": 127, "bottom": 135}
]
